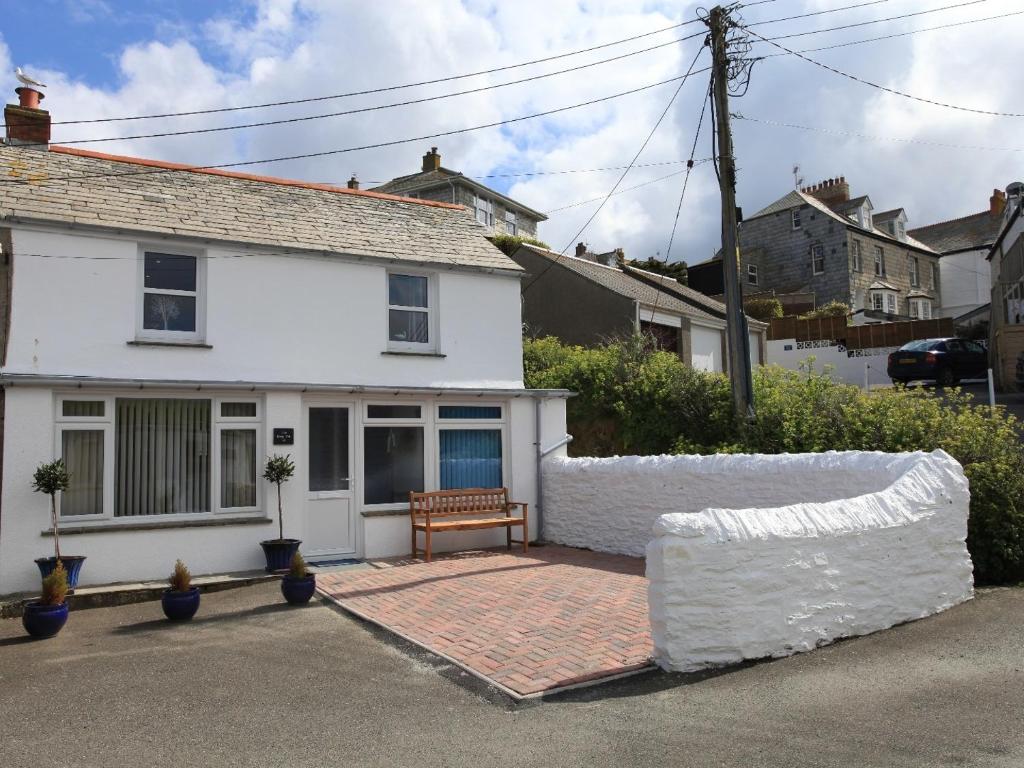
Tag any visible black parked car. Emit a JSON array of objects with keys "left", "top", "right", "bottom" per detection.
[{"left": 887, "top": 338, "right": 988, "bottom": 386}]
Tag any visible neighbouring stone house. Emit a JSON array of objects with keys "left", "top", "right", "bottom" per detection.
[
  {"left": 369, "top": 147, "right": 547, "bottom": 239},
  {"left": 509, "top": 242, "right": 766, "bottom": 373},
  {"left": 909, "top": 186, "right": 1007, "bottom": 330},
  {"left": 987, "top": 182, "right": 1024, "bottom": 390},
  {"left": 688, "top": 177, "right": 941, "bottom": 322}
]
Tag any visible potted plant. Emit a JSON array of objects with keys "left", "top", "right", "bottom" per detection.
[
  {"left": 280, "top": 551, "right": 316, "bottom": 605},
  {"left": 161, "top": 559, "right": 200, "bottom": 621},
  {"left": 32, "top": 459, "right": 87, "bottom": 590},
  {"left": 22, "top": 561, "right": 70, "bottom": 639},
  {"left": 260, "top": 454, "right": 300, "bottom": 572}
]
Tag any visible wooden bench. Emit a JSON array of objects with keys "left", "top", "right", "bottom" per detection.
[{"left": 410, "top": 488, "right": 528, "bottom": 562}]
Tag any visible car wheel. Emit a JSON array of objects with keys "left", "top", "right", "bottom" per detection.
[{"left": 936, "top": 368, "right": 957, "bottom": 387}]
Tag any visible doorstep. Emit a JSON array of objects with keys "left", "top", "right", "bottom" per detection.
[{"left": 0, "top": 570, "right": 276, "bottom": 619}]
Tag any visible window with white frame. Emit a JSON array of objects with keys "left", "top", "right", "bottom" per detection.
[
  {"left": 886, "top": 293, "right": 897, "bottom": 314},
  {"left": 874, "top": 246, "right": 885, "bottom": 276},
  {"left": 387, "top": 272, "right": 434, "bottom": 350},
  {"left": 811, "top": 244, "right": 825, "bottom": 275},
  {"left": 363, "top": 403, "right": 425, "bottom": 505},
  {"left": 909, "top": 256, "right": 920, "bottom": 287},
  {"left": 909, "top": 298, "right": 932, "bottom": 319},
  {"left": 505, "top": 209, "right": 518, "bottom": 236},
  {"left": 747, "top": 264, "right": 758, "bottom": 286},
  {"left": 870, "top": 290, "right": 898, "bottom": 313},
  {"left": 851, "top": 240, "right": 863, "bottom": 272},
  {"left": 871, "top": 292, "right": 884, "bottom": 311},
  {"left": 139, "top": 250, "right": 204, "bottom": 341},
  {"left": 437, "top": 405, "right": 505, "bottom": 490},
  {"left": 896, "top": 220, "right": 906, "bottom": 241},
  {"left": 474, "top": 194, "right": 494, "bottom": 226},
  {"left": 54, "top": 395, "right": 261, "bottom": 519},
  {"left": 791, "top": 209, "right": 802, "bottom": 230}
]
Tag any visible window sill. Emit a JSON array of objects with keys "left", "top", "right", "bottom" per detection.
[
  {"left": 128, "top": 340, "right": 213, "bottom": 349},
  {"left": 42, "top": 515, "right": 272, "bottom": 536},
  {"left": 381, "top": 350, "right": 446, "bottom": 358}
]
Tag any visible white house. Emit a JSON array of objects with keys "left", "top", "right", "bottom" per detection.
[{"left": 0, "top": 89, "right": 568, "bottom": 595}]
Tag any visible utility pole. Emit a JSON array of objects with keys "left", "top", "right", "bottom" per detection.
[{"left": 707, "top": 5, "right": 755, "bottom": 420}]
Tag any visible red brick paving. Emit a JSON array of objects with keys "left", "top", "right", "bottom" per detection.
[{"left": 316, "top": 545, "right": 652, "bottom": 696}]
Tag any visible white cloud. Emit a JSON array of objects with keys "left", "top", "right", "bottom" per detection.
[{"left": 15, "top": 0, "right": 1024, "bottom": 266}]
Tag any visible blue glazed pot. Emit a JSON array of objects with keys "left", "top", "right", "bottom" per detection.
[
  {"left": 35, "top": 556, "right": 86, "bottom": 591},
  {"left": 162, "top": 587, "right": 200, "bottom": 621},
  {"left": 280, "top": 574, "right": 317, "bottom": 605},
  {"left": 260, "top": 539, "right": 301, "bottom": 573},
  {"left": 22, "top": 601, "right": 69, "bottom": 639}
]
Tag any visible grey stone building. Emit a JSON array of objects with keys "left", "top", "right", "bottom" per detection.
[
  {"left": 369, "top": 147, "right": 546, "bottom": 239},
  {"left": 689, "top": 177, "right": 941, "bottom": 321}
]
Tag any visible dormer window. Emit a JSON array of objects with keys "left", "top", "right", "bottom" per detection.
[{"left": 857, "top": 205, "right": 872, "bottom": 230}]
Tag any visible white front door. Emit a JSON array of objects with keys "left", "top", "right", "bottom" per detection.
[{"left": 304, "top": 403, "right": 356, "bottom": 557}]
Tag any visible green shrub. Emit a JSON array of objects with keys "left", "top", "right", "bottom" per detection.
[
  {"left": 525, "top": 336, "right": 1024, "bottom": 584},
  {"left": 744, "top": 297, "right": 784, "bottom": 323},
  {"left": 40, "top": 561, "right": 68, "bottom": 606},
  {"left": 798, "top": 300, "right": 850, "bottom": 319},
  {"left": 490, "top": 233, "right": 550, "bottom": 257}
]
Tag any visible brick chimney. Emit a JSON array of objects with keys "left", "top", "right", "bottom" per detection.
[
  {"left": 575, "top": 242, "right": 587, "bottom": 258},
  {"left": 347, "top": 175, "right": 359, "bottom": 190},
  {"left": 990, "top": 188, "right": 1006, "bottom": 217},
  {"left": 801, "top": 176, "right": 850, "bottom": 208},
  {"left": 5, "top": 87, "right": 50, "bottom": 148},
  {"left": 422, "top": 147, "right": 441, "bottom": 173}
]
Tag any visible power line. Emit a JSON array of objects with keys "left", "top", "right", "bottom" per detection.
[
  {"left": 733, "top": 114, "right": 1024, "bottom": 152},
  {"left": 523, "top": 45, "right": 708, "bottom": 294},
  {"left": 741, "top": 24, "right": 1024, "bottom": 118},
  {"left": 746, "top": 0, "right": 889, "bottom": 27},
  {"left": 13, "top": 30, "right": 709, "bottom": 149},
  {"left": 0, "top": 66, "right": 712, "bottom": 187},
  {"left": 757, "top": 0, "right": 990, "bottom": 40},
  {"left": 30, "top": 21, "right": 703, "bottom": 128},
  {"left": 543, "top": 160, "right": 711, "bottom": 214},
  {"left": 755, "top": 7, "right": 1024, "bottom": 56}
]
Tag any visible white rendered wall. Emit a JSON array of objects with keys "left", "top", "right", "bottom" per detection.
[
  {"left": 691, "top": 325, "right": 723, "bottom": 373},
  {"left": 543, "top": 451, "right": 920, "bottom": 556},
  {"left": 767, "top": 340, "right": 894, "bottom": 389},
  {"left": 938, "top": 248, "right": 990, "bottom": 318},
  {"left": 647, "top": 450, "right": 973, "bottom": 671},
  {"left": 5, "top": 227, "right": 524, "bottom": 388}
]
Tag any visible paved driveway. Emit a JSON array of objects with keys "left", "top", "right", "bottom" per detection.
[
  {"left": 1, "top": 582, "right": 1022, "bottom": 767},
  {"left": 317, "top": 546, "right": 651, "bottom": 697}
]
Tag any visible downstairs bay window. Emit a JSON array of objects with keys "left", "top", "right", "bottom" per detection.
[{"left": 54, "top": 395, "right": 261, "bottom": 520}]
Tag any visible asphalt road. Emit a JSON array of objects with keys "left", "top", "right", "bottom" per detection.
[{"left": 1, "top": 582, "right": 1022, "bottom": 768}]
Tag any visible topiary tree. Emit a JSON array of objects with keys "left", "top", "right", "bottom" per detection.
[
  {"left": 263, "top": 454, "right": 296, "bottom": 542},
  {"left": 32, "top": 459, "right": 70, "bottom": 561}
]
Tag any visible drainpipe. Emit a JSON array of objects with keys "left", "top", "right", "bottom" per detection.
[{"left": 534, "top": 396, "right": 573, "bottom": 543}]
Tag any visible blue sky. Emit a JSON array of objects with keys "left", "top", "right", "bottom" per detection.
[{"left": 2, "top": 0, "right": 1022, "bottom": 263}]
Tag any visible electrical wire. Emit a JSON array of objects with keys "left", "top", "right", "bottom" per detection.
[
  {"left": 6, "top": 30, "right": 709, "bottom": 148},
  {"left": 522, "top": 45, "right": 708, "bottom": 295},
  {"left": 746, "top": 0, "right": 889, "bottom": 27},
  {"left": 758, "top": 0, "right": 990, "bottom": 40},
  {"left": 543, "top": 160, "right": 712, "bottom": 214},
  {"left": 0, "top": 66, "right": 712, "bottom": 187},
  {"left": 741, "top": 24, "right": 1024, "bottom": 118}
]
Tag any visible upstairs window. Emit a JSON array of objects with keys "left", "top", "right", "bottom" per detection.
[
  {"left": 747, "top": 264, "right": 758, "bottom": 286},
  {"left": 851, "top": 240, "right": 863, "bottom": 272},
  {"left": 474, "top": 194, "right": 494, "bottom": 226},
  {"left": 811, "top": 244, "right": 825, "bottom": 275},
  {"left": 791, "top": 209, "right": 801, "bottom": 230},
  {"left": 505, "top": 209, "right": 518, "bottom": 236},
  {"left": 139, "top": 251, "right": 203, "bottom": 341},
  {"left": 896, "top": 220, "right": 906, "bottom": 241},
  {"left": 387, "top": 272, "right": 434, "bottom": 351},
  {"left": 874, "top": 246, "right": 885, "bottom": 276},
  {"left": 909, "top": 256, "right": 920, "bottom": 287}
]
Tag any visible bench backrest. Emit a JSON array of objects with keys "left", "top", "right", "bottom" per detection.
[{"left": 409, "top": 488, "right": 510, "bottom": 518}]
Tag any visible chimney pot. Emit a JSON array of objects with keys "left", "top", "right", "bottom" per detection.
[
  {"left": 991, "top": 187, "right": 1007, "bottom": 217},
  {"left": 575, "top": 242, "right": 587, "bottom": 258},
  {"left": 804, "top": 175, "right": 851, "bottom": 207},
  {"left": 347, "top": 175, "right": 359, "bottom": 190}
]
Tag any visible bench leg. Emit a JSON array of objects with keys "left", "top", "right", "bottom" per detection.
[
  {"left": 411, "top": 527, "right": 417, "bottom": 560},
  {"left": 522, "top": 505, "right": 529, "bottom": 554},
  {"left": 506, "top": 525, "right": 512, "bottom": 551},
  {"left": 425, "top": 526, "right": 432, "bottom": 563}
]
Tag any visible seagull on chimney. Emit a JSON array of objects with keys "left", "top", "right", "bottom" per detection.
[{"left": 15, "top": 67, "right": 47, "bottom": 89}]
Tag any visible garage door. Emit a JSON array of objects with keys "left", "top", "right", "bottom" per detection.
[{"left": 691, "top": 326, "right": 723, "bottom": 372}]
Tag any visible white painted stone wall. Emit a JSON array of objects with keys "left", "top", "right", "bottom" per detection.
[
  {"left": 766, "top": 339, "right": 894, "bottom": 389},
  {"left": 645, "top": 450, "right": 973, "bottom": 671}
]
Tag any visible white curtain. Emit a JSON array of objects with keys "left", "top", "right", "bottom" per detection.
[
  {"left": 115, "top": 399, "right": 210, "bottom": 516},
  {"left": 61, "top": 430, "right": 104, "bottom": 516},
  {"left": 221, "top": 429, "right": 256, "bottom": 508}
]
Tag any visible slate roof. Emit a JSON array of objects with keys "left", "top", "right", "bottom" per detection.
[
  {"left": 517, "top": 244, "right": 767, "bottom": 327},
  {"left": 873, "top": 208, "right": 905, "bottom": 223},
  {"left": 908, "top": 210, "right": 1003, "bottom": 255},
  {"left": 0, "top": 145, "right": 521, "bottom": 273},
  {"left": 371, "top": 166, "right": 547, "bottom": 221},
  {"left": 747, "top": 190, "right": 936, "bottom": 254}
]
